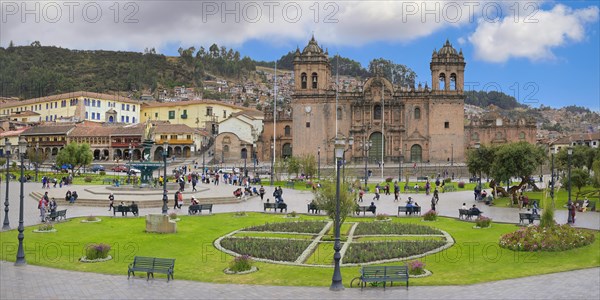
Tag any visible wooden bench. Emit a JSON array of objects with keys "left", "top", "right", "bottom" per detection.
[
  {"left": 397, "top": 206, "right": 421, "bottom": 216},
  {"left": 128, "top": 256, "right": 175, "bottom": 282},
  {"left": 114, "top": 205, "right": 138, "bottom": 216},
  {"left": 519, "top": 213, "right": 541, "bottom": 225},
  {"left": 307, "top": 203, "right": 321, "bottom": 214},
  {"left": 263, "top": 202, "right": 287, "bottom": 212},
  {"left": 356, "top": 205, "right": 376, "bottom": 216},
  {"left": 359, "top": 265, "right": 409, "bottom": 290},
  {"left": 45, "top": 209, "right": 67, "bottom": 222},
  {"left": 188, "top": 204, "right": 213, "bottom": 215},
  {"left": 458, "top": 209, "right": 482, "bottom": 220}
]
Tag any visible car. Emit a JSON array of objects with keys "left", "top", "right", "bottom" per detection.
[
  {"left": 217, "top": 168, "right": 240, "bottom": 174},
  {"left": 90, "top": 164, "right": 105, "bottom": 172},
  {"left": 127, "top": 168, "right": 141, "bottom": 175},
  {"left": 111, "top": 165, "right": 128, "bottom": 172}
]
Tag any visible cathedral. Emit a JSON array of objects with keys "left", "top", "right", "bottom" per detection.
[{"left": 278, "top": 37, "right": 466, "bottom": 164}]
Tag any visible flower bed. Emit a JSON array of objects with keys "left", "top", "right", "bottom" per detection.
[
  {"left": 33, "top": 223, "right": 56, "bottom": 233},
  {"left": 220, "top": 237, "right": 311, "bottom": 262},
  {"left": 499, "top": 224, "right": 595, "bottom": 251},
  {"left": 344, "top": 240, "right": 446, "bottom": 263},
  {"left": 408, "top": 260, "right": 426, "bottom": 275},
  {"left": 353, "top": 222, "right": 441, "bottom": 235},
  {"left": 244, "top": 221, "right": 326, "bottom": 234},
  {"left": 475, "top": 216, "right": 492, "bottom": 228},
  {"left": 83, "top": 243, "right": 111, "bottom": 260},
  {"left": 422, "top": 210, "right": 438, "bottom": 221}
]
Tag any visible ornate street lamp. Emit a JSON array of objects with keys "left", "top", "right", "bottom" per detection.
[
  {"left": 162, "top": 142, "right": 169, "bottom": 215},
  {"left": 35, "top": 142, "right": 39, "bottom": 182},
  {"left": 15, "top": 137, "right": 27, "bottom": 265},
  {"left": 128, "top": 143, "right": 132, "bottom": 185},
  {"left": 242, "top": 148, "right": 248, "bottom": 180},
  {"left": 317, "top": 147, "right": 321, "bottom": 181},
  {"left": 330, "top": 137, "right": 346, "bottom": 291},
  {"left": 3, "top": 139, "right": 12, "bottom": 230},
  {"left": 201, "top": 139, "right": 206, "bottom": 175},
  {"left": 342, "top": 137, "right": 354, "bottom": 181},
  {"left": 567, "top": 147, "right": 573, "bottom": 223},
  {"left": 474, "top": 142, "right": 482, "bottom": 190},
  {"left": 399, "top": 154, "right": 404, "bottom": 182}
]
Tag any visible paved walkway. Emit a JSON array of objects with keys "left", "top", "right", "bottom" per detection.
[
  {"left": 1, "top": 179, "right": 599, "bottom": 299},
  {"left": 1, "top": 261, "right": 598, "bottom": 299}
]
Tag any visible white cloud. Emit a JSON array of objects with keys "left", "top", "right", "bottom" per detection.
[
  {"left": 468, "top": 4, "right": 599, "bottom": 63},
  {"left": 0, "top": 1, "right": 478, "bottom": 52}
]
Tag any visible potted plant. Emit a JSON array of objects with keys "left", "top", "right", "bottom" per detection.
[
  {"left": 224, "top": 255, "right": 257, "bottom": 274},
  {"left": 80, "top": 243, "right": 112, "bottom": 262},
  {"left": 33, "top": 222, "right": 56, "bottom": 233},
  {"left": 408, "top": 260, "right": 431, "bottom": 277}
]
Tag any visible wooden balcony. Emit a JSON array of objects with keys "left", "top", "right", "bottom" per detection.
[{"left": 156, "top": 139, "right": 193, "bottom": 145}]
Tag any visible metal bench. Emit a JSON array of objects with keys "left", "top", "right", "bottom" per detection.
[
  {"left": 518, "top": 213, "right": 541, "bottom": 225},
  {"left": 359, "top": 265, "right": 409, "bottom": 290},
  {"left": 188, "top": 204, "right": 213, "bottom": 215},
  {"left": 128, "top": 256, "right": 175, "bottom": 282},
  {"left": 397, "top": 206, "right": 421, "bottom": 216},
  {"left": 307, "top": 203, "right": 321, "bottom": 214},
  {"left": 355, "top": 205, "right": 376, "bottom": 216},
  {"left": 263, "top": 202, "right": 287, "bottom": 212},
  {"left": 45, "top": 209, "right": 67, "bottom": 222}
]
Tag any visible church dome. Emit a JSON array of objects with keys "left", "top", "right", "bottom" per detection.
[
  {"left": 302, "top": 35, "right": 323, "bottom": 55},
  {"left": 438, "top": 39, "right": 458, "bottom": 55}
]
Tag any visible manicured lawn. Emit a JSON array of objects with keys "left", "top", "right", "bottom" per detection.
[
  {"left": 489, "top": 186, "right": 600, "bottom": 210},
  {"left": 0, "top": 213, "right": 598, "bottom": 287}
]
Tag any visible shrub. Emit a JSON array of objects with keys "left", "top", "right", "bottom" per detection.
[
  {"left": 475, "top": 216, "right": 492, "bottom": 228},
  {"left": 499, "top": 224, "right": 594, "bottom": 251},
  {"left": 86, "top": 215, "right": 99, "bottom": 221},
  {"left": 169, "top": 212, "right": 177, "bottom": 220},
  {"left": 457, "top": 181, "right": 465, "bottom": 188},
  {"left": 85, "top": 243, "right": 111, "bottom": 260},
  {"left": 99, "top": 171, "right": 106, "bottom": 176},
  {"left": 234, "top": 211, "right": 247, "bottom": 217},
  {"left": 408, "top": 260, "right": 426, "bottom": 275},
  {"left": 288, "top": 211, "right": 297, "bottom": 218},
  {"left": 354, "top": 222, "right": 441, "bottom": 235},
  {"left": 385, "top": 177, "right": 393, "bottom": 182},
  {"left": 375, "top": 213, "right": 389, "bottom": 221},
  {"left": 38, "top": 223, "right": 54, "bottom": 231},
  {"left": 84, "top": 176, "right": 93, "bottom": 182},
  {"left": 422, "top": 210, "right": 438, "bottom": 221},
  {"left": 229, "top": 255, "right": 254, "bottom": 272},
  {"left": 444, "top": 178, "right": 452, "bottom": 183}
]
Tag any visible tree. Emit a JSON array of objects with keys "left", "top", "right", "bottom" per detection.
[
  {"left": 27, "top": 148, "right": 47, "bottom": 181},
  {"left": 489, "top": 142, "right": 545, "bottom": 203},
  {"left": 313, "top": 180, "right": 355, "bottom": 225},
  {"left": 55, "top": 143, "right": 93, "bottom": 176},
  {"left": 286, "top": 157, "right": 301, "bottom": 179},
  {"left": 556, "top": 146, "right": 588, "bottom": 171},
  {"left": 466, "top": 145, "right": 495, "bottom": 181},
  {"left": 298, "top": 154, "right": 317, "bottom": 179},
  {"left": 562, "top": 168, "right": 590, "bottom": 200}
]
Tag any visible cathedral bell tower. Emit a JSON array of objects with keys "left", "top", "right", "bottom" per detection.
[
  {"left": 430, "top": 39, "right": 466, "bottom": 91},
  {"left": 293, "top": 35, "right": 331, "bottom": 93}
]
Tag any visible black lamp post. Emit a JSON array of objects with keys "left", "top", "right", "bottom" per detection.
[
  {"left": 361, "top": 140, "right": 372, "bottom": 188},
  {"left": 35, "top": 142, "right": 39, "bottom": 182},
  {"left": 342, "top": 137, "right": 354, "bottom": 182},
  {"left": 330, "top": 137, "right": 345, "bottom": 291},
  {"left": 162, "top": 142, "right": 169, "bottom": 215},
  {"left": 202, "top": 139, "right": 206, "bottom": 175},
  {"left": 270, "top": 144, "right": 274, "bottom": 186},
  {"left": 317, "top": 147, "right": 321, "bottom": 181},
  {"left": 550, "top": 153, "right": 555, "bottom": 208},
  {"left": 3, "top": 140, "right": 11, "bottom": 230},
  {"left": 15, "top": 137, "right": 27, "bottom": 265},
  {"left": 567, "top": 147, "right": 573, "bottom": 223},
  {"left": 399, "top": 154, "right": 404, "bottom": 182},
  {"left": 242, "top": 149, "right": 248, "bottom": 180},
  {"left": 474, "top": 142, "right": 482, "bottom": 190},
  {"left": 128, "top": 143, "right": 132, "bottom": 185}
]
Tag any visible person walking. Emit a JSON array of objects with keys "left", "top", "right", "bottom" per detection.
[
  {"left": 38, "top": 197, "right": 47, "bottom": 222},
  {"left": 431, "top": 196, "right": 438, "bottom": 211},
  {"left": 108, "top": 193, "right": 115, "bottom": 211},
  {"left": 174, "top": 191, "right": 180, "bottom": 210},
  {"left": 259, "top": 185, "right": 265, "bottom": 201}
]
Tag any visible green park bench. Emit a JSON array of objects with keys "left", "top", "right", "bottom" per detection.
[{"left": 128, "top": 256, "right": 175, "bottom": 282}]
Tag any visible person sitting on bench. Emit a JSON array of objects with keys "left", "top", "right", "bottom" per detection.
[
  {"left": 368, "top": 202, "right": 377, "bottom": 214},
  {"left": 470, "top": 204, "right": 481, "bottom": 218}
]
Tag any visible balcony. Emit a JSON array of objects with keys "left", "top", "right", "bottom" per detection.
[{"left": 157, "top": 139, "right": 193, "bottom": 145}]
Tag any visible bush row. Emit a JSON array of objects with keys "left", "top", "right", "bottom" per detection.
[
  {"left": 354, "top": 222, "right": 442, "bottom": 235},
  {"left": 499, "top": 224, "right": 595, "bottom": 251},
  {"left": 220, "top": 237, "right": 311, "bottom": 262},
  {"left": 344, "top": 240, "right": 446, "bottom": 263},
  {"left": 244, "top": 221, "right": 327, "bottom": 234}
]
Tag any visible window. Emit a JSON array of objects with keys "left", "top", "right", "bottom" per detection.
[
  {"left": 312, "top": 72, "right": 318, "bottom": 89},
  {"left": 410, "top": 144, "right": 422, "bottom": 162},
  {"left": 168, "top": 111, "right": 175, "bottom": 119},
  {"left": 450, "top": 73, "right": 457, "bottom": 90},
  {"left": 132, "top": 105, "right": 135, "bottom": 111},
  {"left": 46, "top": 103, "right": 49, "bottom": 109},
  {"left": 337, "top": 107, "right": 342, "bottom": 120},
  {"left": 282, "top": 143, "right": 292, "bottom": 158},
  {"left": 495, "top": 132, "right": 503, "bottom": 139},
  {"left": 519, "top": 132, "right": 526, "bottom": 140},
  {"left": 374, "top": 105, "right": 382, "bottom": 120},
  {"left": 170, "top": 135, "right": 177, "bottom": 140},
  {"left": 97, "top": 100, "right": 101, "bottom": 108},
  {"left": 186, "top": 135, "right": 191, "bottom": 140},
  {"left": 132, "top": 117, "right": 136, "bottom": 123},
  {"left": 92, "top": 99, "right": 96, "bottom": 107},
  {"left": 91, "top": 112, "right": 95, "bottom": 119},
  {"left": 223, "top": 110, "right": 227, "bottom": 118},
  {"left": 126, "top": 104, "right": 130, "bottom": 111},
  {"left": 301, "top": 73, "right": 307, "bottom": 89},
  {"left": 85, "top": 112, "right": 89, "bottom": 119},
  {"left": 306, "top": 122, "right": 310, "bottom": 128},
  {"left": 439, "top": 73, "right": 446, "bottom": 90},
  {"left": 155, "top": 112, "right": 158, "bottom": 118},
  {"left": 444, "top": 121, "right": 449, "bottom": 129},
  {"left": 126, "top": 116, "right": 129, "bottom": 123},
  {"left": 223, "top": 145, "right": 229, "bottom": 152},
  {"left": 471, "top": 132, "right": 479, "bottom": 141},
  {"left": 122, "top": 104, "right": 125, "bottom": 110},
  {"left": 284, "top": 126, "right": 291, "bottom": 136},
  {"left": 414, "top": 107, "right": 421, "bottom": 119},
  {"left": 161, "top": 135, "right": 167, "bottom": 140},
  {"left": 121, "top": 116, "right": 125, "bottom": 122},
  {"left": 61, "top": 100, "right": 66, "bottom": 107},
  {"left": 206, "top": 107, "right": 213, "bottom": 116}
]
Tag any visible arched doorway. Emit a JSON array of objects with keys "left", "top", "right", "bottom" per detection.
[
  {"left": 93, "top": 149, "right": 101, "bottom": 160},
  {"left": 182, "top": 146, "right": 191, "bottom": 157},
  {"left": 241, "top": 148, "right": 248, "bottom": 159},
  {"left": 368, "top": 132, "right": 385, "bottom": 163},
  {"left": 153, "top": 147, "right": 164, "bottom": 161},
  {"left": 282, "top": 143, "right": 292, "bottom": 159},
  {"left": 410, "top": 144, "right": 422, "bottom": 162}
]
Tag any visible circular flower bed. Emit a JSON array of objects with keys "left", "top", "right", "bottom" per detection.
[{"left": 499, "top": 224, "right": 595, "bottom": 251}]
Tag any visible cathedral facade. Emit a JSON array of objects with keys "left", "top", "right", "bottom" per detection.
[{"left": 287, "top": 37, "right": 466, "bottom": 164}]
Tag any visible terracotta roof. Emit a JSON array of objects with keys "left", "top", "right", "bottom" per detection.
[
  {"left": 21, "top": 124, "right": 76, "bottom": 135},
  {"left": 111, "top": 123, "right": 144, "bottom": 136},
  {"left": 9, "top": 110, "right": 40, "bottom": 117},
  {"left": 0, "top": 91, "right": 139, "bottom": 108},
  {"left": 230, "top": 109, "right": 264, "bottom": 119},
  {"left": 551, "top": 132, "right": 600, "bottom": 145},
  {"left": 0, "top": 127, "right": 29, "bottom": 137},
  {"left": 142, "top": 99, "right": 249, "bottom": 111},
  {"left": 70, "top": 124, "right": 116, "bottom": 137},
  {"left": 153, "top": 123, "right": 196, "bottom": 134}
]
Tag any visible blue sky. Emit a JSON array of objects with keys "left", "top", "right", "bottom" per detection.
[{"left": 2, "top": 1, "right": 599, "bottom": 111}]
